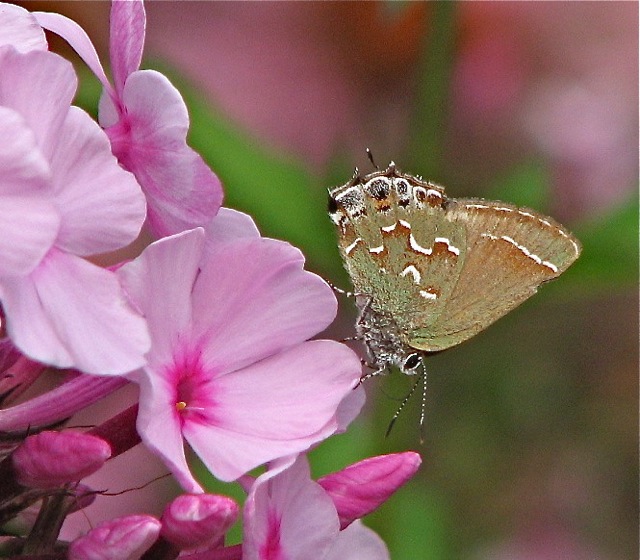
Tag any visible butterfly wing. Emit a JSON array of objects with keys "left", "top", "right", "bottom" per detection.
[{"left": 407, "top": 199, "right": 581, "bottom": 351}]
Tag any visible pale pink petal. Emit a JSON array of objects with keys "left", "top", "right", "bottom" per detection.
[
  {"left": 335, "top": 385, "right": 366, "bottom": 433},
  {"left": 183, "top": 340, "right": 361, "bottom": 482},
  {"left": 103, "top": 70, "right": 223, "bottom": 236},
  {"left": 244, "top": 455, "right": 339, "bottom": 560},
  {"left": 135, "top": 372, "right": 202, "bottom": 493},
  {"left": 204, "top": 208, "right": 260, "bottom": 247},
  {"left": 0, "top": 108, "right": 59, "bottom": 276},
  {"left": 117, "top": 229, "right": 204, "bottom": 367},
  {"left": 49, "top": 106, "right": 145, "bottom": 256},
  {"left": 0, "top": 4, "right": 47, "bottom": 52},
  {"left": 0, "top": 196, "right": 57, "bottom": 277},
  {"left": 0, "top": 48, "right": 75, "bottom": 155},
  {"left": 33, "top": 10, "right": 112, "bottom": 93},
  {"left": 193, "top": 237, "right": 337, "bottom": 374},
  {"left": 326, "top": 521, "right": 389, "bottom": 560},
  {"left": 98, "top": 87, "right": 119, "bottom": 128},
  {"left": 109, "top": 0, "right": 146, "bottom": 95},
  {"left": 0, "top": 250, "right": 150, "bottom": 374}
]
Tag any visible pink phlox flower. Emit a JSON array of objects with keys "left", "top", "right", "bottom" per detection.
[
  {"left": 117, "top": 209, "right": 364, "bottom": 492},
  {"left": 34, "top": 0, "right": 224, "bottom": 237},
  {"left": 243, "top": 455, "right": 390, "bottom": 560},
  {"left": 0, "top": 6, "right": 150, "bottom": 374}
]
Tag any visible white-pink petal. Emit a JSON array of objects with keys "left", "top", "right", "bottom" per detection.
[
  {"left": 48, "top": 105, "right": 146, "bottom": 256},
  {"left": 193, "top": 237, "right": 337, "bottom": 374},
  {"left": 0, "top": 107, "right": 59, "bottom": 276},
  {"left": 0, "top": 4, "right": 47, "bottom": 53},
  {"left": 182, "top": 340, "right": 361, "bottom": 482},
  {"left": 0, "top": 250, "right": 150, "bottom": 374}
]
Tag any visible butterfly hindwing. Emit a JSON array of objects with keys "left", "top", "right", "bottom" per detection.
[{"left": 408, "top": 199, "right": 581, "bottom": 351}]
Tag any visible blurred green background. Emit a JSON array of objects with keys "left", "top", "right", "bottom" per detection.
[{"left": 45, "top": 1, "right": 638, "bottom": 558}]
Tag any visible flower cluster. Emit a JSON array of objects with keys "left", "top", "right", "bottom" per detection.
[{"left": 0, "top": 2, "right": 421, "bottom": 558}]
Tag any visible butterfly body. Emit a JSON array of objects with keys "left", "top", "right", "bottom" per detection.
[{"left": 329, "top": 163, "right": 581, "bottom": 377}]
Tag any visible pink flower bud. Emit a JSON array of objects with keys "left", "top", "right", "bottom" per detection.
[
  {"left": 318, "top": 451, "right": 421, "bottom": 528},
  {"left": 12, "top": 430, "right": 111, "bottom": 489},
  {"left": 161, "top": 493, "right": 239, "bottom": 550},
  {"left": 68, "top": 515, "right": 161, "bottom": 560}
]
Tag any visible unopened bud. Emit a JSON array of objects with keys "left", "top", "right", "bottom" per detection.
[
  {"left": 318, "top": 452, "right": 421, "bottom": 528},
  {"left": 12, "top": 430, "right": 111, "bottom": 489},
  {"left": 161, "top": 493, "right": 239, "bottom": 550},
  {"left": 68, "top": 515, "right": 161, "bottom": 560}
]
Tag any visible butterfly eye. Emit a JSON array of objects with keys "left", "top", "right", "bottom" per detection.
[
  {"left": 402, "top": 353, "right": 422, "bottom": 374},
  {"left": 327, "top": 195, "right": 339, "bottom": 214}
]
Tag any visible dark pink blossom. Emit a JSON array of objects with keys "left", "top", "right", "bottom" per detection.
[
  {"left": 12, "top": 430, "right": 111, "bottom": 489},
  {"left": 161, "top": 493, "right": 239, "bottom": 551},
  {"left": 117, "top": 210, "right": 363, "bottom": 492},
  {"left": 318, "top": 451, "right": 422, "bottom": 529},
  {"left": 35, "top": 0, "right": 223, "bottom": 237},
  {"left": 68, "top": 514, "right": 161, "bottom": 560}
]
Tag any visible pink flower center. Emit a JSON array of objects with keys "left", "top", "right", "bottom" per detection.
[{"left": 168, "top": 349, "right": 216, "bottom": 426}]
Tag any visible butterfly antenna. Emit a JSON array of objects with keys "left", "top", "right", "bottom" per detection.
[
  {"left": 366, "top": 148, "right": 379, "bottom": 170},
  {"left": 385, "top": 371, "right": 424, "bottom": 438},
  {"left": 419, "top": 367, "right": 428, "bottom": 444}
]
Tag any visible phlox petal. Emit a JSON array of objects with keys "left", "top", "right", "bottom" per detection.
[
  {"left": 117, "top": 229, "right": 205, "bottom": 368},
  {"left": 136, "top": 372, "right": 201, "bottom": 493},
  {"left": 0, "top": 48, "right": 75, "bottom": 156},
  {"left": 33, "top": 10, "right": 111, "bottom": 93},
  {"left": 193, "top": 237, "right": 337, "bottom": 374},
  {"left": 102, "top": 70, "right": 223, "bottom": 236},
  {"left": 0, "top": 3, "right": 47, "bottom": 53},
  {"left": 108, "top": 0, "right": 145, "bottom": 96},
  {"left": 326, "top": 521, "right": 389, "bottom": 560},
  {"left": 244, "top": 456, "right": 339, "bottom": 560},
  {"left": 182, "top": 340, "right": 361, "bottom": 482},
  {"left": 1, "top": 250, "right": 150, "bottom": 374},
  {"left": 204, "top": 208, "right": 260, "bottom": 248},
  {"left": 49, "top": 105, "right": 146, "bottom": 256},
  {"left": 0, "top": 107, "right": 59, "bottom": 276}
]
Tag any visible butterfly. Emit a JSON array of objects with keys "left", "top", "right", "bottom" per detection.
[{"left": 328, "top": 162, "right": 581, "bottom": 429}]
